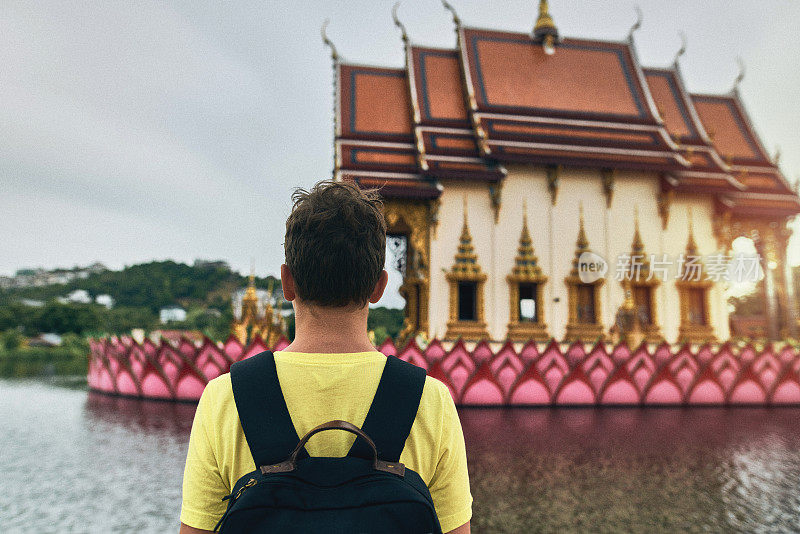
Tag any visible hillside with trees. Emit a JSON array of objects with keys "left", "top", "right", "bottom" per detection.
[{"left": 0, "top": 260, "right": 405, "bottom": 342}]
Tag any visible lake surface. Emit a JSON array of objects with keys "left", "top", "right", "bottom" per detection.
[{"left": 2, "top": 378, "right": 800, "bottom": 533}]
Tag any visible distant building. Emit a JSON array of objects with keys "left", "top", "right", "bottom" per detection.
[
  {"left": 160, "top": 307, "right": 187, "bottom": 323},
  {"left": 95, "top": 294, "right": 115, "bottom": 309},
  {"left": 20, "top": 298, "right": 44, "bottom": 307},
  {"left": 193, "top": 259, "right": 230, "bottom": 270},
  {"left": 63, "top": 289, "right": 92, "bottom": 304},
  {"left": 29, "top": 333, "right": 63, "bottom": 347}
]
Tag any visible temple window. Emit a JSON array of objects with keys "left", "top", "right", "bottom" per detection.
[
  {"left": 687, "top": 288, "right": 707, "bottom": 325},
  {"left": 457, "top": 281, "right": 477, "bottom": 321},
  {"left": 445, "top": 198, "right": 489, "bottom": 340},
  {"left": 518, "top": 282, "right": 539, "bottom": 322},
  {"left": 633, "top": 285, "right": 653, "bottom": 326},
  {"left": 576, "top": 284, "right": 596, "bottom": 323},
  {"left": 506, "top": 203, "right": 549, "bottom": 341},
  {"left": 616, "top": 209, "right": 662, "bottom": 343},
  {"left": 676, "top": 209, "right": 716, "bottom": 344},
  {"left": 564, "top": 205, "right": 604, "bottom": 342}
]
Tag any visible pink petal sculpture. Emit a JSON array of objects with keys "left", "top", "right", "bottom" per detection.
[{"left": 87, "top": 336, "right": 800, "bottom": 406}]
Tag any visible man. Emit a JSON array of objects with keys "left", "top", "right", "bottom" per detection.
[{"left": 179, "top": 181, "right": 472, "bottom": 533}]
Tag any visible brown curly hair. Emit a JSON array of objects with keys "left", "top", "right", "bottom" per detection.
[{"left": 284, "top": 180, "right": 386, "bottom": 307}]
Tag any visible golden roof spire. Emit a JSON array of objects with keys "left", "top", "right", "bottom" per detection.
[
  {"left": 452, "top": 196, "right": 480, "bottom": 275},
  {"left": 392, "top": 2, "right": 409, "bottom": 46},
  {"left": 570, "top": 203, "right": 590, "bottom": 275},
  {"left": 320, "top": 19, "right": 339, "bottom": 62},
  {"left": 576, "top": 203, "right": 588, "bottom": 250},
  {"left": 631, "top": 206, "right": 644, "bottom": 254},
  {"left": 244, "top": 260, "right": 258, "bottom": 302},
  {"left": 441, "top": 0, "right": 461, "bottom": 30},
  {"left": 512, "top": 199, "right": 543, "bottom": 277},
  {"left": 686, "top": 207, "right": 698, "bottom": 255},
  {"left": 533, "top": 0, "right": 558, "bottom": 52}
]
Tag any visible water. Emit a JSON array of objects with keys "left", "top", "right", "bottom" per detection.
[{"left": 2, "top": 379, "right": 800, "bottom": 533}]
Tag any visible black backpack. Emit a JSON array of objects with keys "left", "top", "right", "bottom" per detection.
[{"left": 214, "top": 351, "right": 442, "bottom": 534}]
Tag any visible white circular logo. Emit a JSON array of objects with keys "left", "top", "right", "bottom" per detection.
[{"left": 578, "top": 251, "right": 608, "bottom": 283}]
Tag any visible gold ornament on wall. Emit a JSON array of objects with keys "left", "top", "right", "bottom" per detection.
[
  {"left": 617, "top": 208, "right": 662, "bottom": 344},
  {"left": 601, "top": 168, "right": 615, "bottom": 208},
  {"left": 506, "top": 200, "right": 549, "bottom": 341},
  {"left": 383, "top": 199, "right": 432, "bottom": 343},
  {"left": 564, "top": 204, "right": 605, "bottom": 342},
  {"left": 676, "top": 208, "right": 716, "bottom": 344},
  {"left": 445, "top": 196, "right": 489, "bottom": 340}
]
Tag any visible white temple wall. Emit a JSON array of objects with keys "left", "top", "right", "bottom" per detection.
[
  {"left": 428, "top": 179, "right": 495, "bottom": 339},
  {"left": 424, "top": 165, "right": 731, "bottom": 342},
  {"left": 491, "top": 167, "right": 552, "bottom": 340}
]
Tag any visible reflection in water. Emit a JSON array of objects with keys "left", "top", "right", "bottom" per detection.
[
  {"left": 459, "top": 408, "right": 800, "bottom": 533},
  {"left": 85, "top": 392, "right": 196, "bottom": 435},
  {"left": 3, "top": 379, "right": 800, "bottom": 533}
]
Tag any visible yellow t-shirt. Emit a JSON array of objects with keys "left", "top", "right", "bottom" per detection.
[{"left": 180, "top": 351, "right": 472, "bottom": 532}]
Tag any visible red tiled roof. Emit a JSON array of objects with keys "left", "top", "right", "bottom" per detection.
[
  {"left": 408, "top": 46, "right": 504, "bottom": 182},
  {"left": 409, "top": 48, "right": 468, "bottom": 124},
  {"left": 691, "top": 93, "right": 792, "bottom": 195},
  {"left": 691, "top": 94, "right": 770, "bottom": 164},
  {"left": 643, "top": 68, "right": 736, "bottom": 193},
  {"left": 331, "top": 20, "right": 798, "bottom": 216},
  {"left": 338, "top": 65, "right": 413, "bottom": 141},
  {"left": 464, "top": 31, "right": 649, "bottom": 119},
  {"left": 644, "top": 69, "right": 702, "bottom": 144},
  {"left": 457, "top": 28, "right": 685, "bottom": 171}
]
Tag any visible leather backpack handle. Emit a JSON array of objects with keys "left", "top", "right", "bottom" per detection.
[{"left": 260, "top": 420, "right": 405, "bottom": 477}]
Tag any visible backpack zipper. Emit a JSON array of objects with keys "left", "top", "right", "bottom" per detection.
[{"left": 216, "top": 478, "right": 258, "bottom": 532}]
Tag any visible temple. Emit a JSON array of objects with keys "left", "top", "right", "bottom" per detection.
[
  {"left": 331, "top": 0, "right": 800, "bottom": 344},
  {"left": 230, "top": 272, "right": 286, "bottom": 346}
]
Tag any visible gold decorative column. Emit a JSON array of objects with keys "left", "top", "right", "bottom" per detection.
[
  {"left": 445, "top": 198, "right": 489, "bottom": 340},
  {"left": 564, "top": 206, "right": 605, "bottom": 342},
  {"left": 383, "top": 200, "right": 431, "bottom": 342},
  {"left": 676, "top": 210, "right": 716, "bottom": 344},
  {"left": 506, "top": 201, "right": 549, "bottom": 341}
]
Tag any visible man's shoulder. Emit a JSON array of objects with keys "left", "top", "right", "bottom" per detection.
[
  {"left": 198, "top": 372, "right": 233, "bottom": 409},
  {"left": 418, "top": 374, "right": 455, "bottom": 416}
]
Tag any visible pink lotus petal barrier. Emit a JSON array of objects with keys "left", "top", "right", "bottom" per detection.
[{"left": 87, "top": 336, "right": 800, "bottom": 406}]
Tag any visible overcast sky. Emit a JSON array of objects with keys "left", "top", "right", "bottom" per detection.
[{"left": 2, "top": 0, "right": 799, "bottom": 307}]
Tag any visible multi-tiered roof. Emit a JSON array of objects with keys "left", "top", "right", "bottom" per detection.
[{"left": 332, "top": 2, "right": 799, "bottom": 218}]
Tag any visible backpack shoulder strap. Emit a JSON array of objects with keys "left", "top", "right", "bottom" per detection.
[
  {"left": 230, "top": 351, "right": 306, "bottom": 468},
  {"left": 349, "top": 355, "right": 427, "bottom": 463}
]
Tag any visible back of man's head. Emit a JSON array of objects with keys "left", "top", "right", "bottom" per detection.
[{"left": 284, "top": 180, "right": 386, "bottom": 308}]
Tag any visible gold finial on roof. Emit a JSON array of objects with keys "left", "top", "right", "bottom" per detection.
[
  {"left": 673, "top": 31, "right": 687, "bottom": 66},
  {"left": 392, "top": 2, "right": 409, "bottom": 45},
  {"left": 627, "top": 5, "right": 643, "bottom": 42},
  {"left": 732, "top": 56, "right": 745, "bottom": 93},
  {"left": 321, "top": 19, "right": 339, "bottom": 62},
  {"left": 441, "top": 0, "right": 461, "bottom": 30},
  {"left": 533, "top": 0, "right": 558, "bottom": 53}
]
